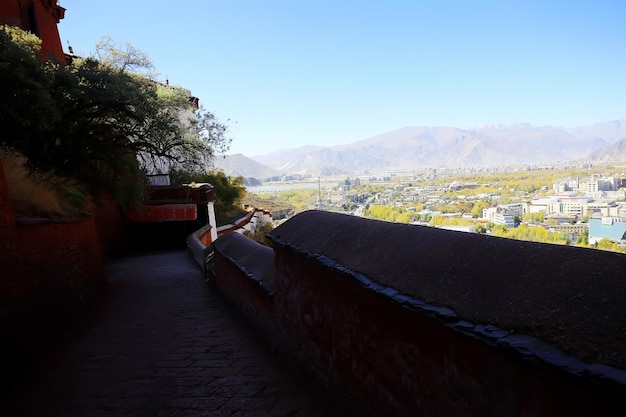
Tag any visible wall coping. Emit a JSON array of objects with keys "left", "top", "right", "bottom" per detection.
[{"left": 212, "top": 232, "right": 275, "bottom": 293}]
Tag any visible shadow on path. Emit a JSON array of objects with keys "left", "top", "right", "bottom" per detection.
[{"left": 2, "top": 250, "right": 362, "bottom": 417}]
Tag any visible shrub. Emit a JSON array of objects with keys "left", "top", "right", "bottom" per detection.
[{"left": 0, "top": 147, "right": 86, "bottom": 217}]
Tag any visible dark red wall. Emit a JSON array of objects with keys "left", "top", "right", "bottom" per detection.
[
  {"left": 0, "top": 0, "right": 66, "bottom": 62},
  {"left": 206, "top": 211, "right": 626, "bottom": 416},
  {"left": 212, "top": 232, "right": 275, "bottom": 341},
  {"left": 0, "top": 159, "right": 106, "bottom": 395},
  {"left": 271, "top": 246, "right": 626, "bottom": 416}
]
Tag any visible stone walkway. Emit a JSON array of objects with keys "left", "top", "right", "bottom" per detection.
[{"left": 2, "top": 250, "right": 361, "bottom": 417}]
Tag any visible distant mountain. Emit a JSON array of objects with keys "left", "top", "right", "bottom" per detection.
[
  {"left": 588, "top": 137, "right": 626, "bottom": 162},
  {"left": 211, "top": 153, "right": 279, "bottom": 179},
  {"left": 565, "top": 120, "right": 626, "bottom": 143},
  {"left": 239, "top": 120, "right": 626, "bottom": 176}
]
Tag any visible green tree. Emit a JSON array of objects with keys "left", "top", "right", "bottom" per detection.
[
  {"left": 471, "top": 201, "right": 491, "bottom": 218},
  {"left": 169, "top": 169, "right": 246, "bottom": 219},
  {"left": 522, "top": 211, "right": 545, "bottom": 223},
  {"left": 0, "top": 26, "right": 58, "bottom": 151},
  {"left": 576, "top": 229, "right": 589, "bottom": 246},
  {"left": 0, "top": 28, "right": 231, "bottom": 209},
  {"left": 94, "top": 35, "right": 155, "bottom": 77},
  {"left": 595, "top": 238, "right": 626, "bottom": 253}
]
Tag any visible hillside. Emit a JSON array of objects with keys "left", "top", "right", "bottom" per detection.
[
  {"left": 211, "top": 153, "right": 280, "bottom": 179},
  {"left": 589, "top": 137, "right": 626, "bottom": 163},
  {"left": 247, "top": 120, "right": 626, "bottom": 175}
]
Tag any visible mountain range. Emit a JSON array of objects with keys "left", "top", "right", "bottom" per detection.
[{"left": 212, "top": 120, "right": 626, "bottom": 179}]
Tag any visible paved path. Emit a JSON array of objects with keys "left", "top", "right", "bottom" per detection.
[{"left": 2, "top": 250, "right": 361, "bottom": 417}]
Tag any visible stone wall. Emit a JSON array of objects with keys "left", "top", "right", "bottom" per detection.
[{"left": 203, "top": 210, "right": 626, "bottom": 416}]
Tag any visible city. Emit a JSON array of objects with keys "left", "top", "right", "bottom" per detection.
[{"left": 250, "top": 163, "right": 626, "bottom": 252}]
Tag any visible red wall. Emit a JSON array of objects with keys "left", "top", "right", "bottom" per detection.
[
  {"left": 0, "top": 0, "right": 66, "bottom": 62},
  {"left": 0, "top": 159, "right": 107, "bottom": 394},
  {"left": 205, "top": 213, "right": 626, "bottom": 416},
  {"left": 211, "top": 232, "right": 275, "bottom": 341},
  {"left": 270, "top": 247, "right": 626, "bottom": 416}
]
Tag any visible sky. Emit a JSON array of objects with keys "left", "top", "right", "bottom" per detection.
[{"left": 57, "top": 1, "right": 626, "bottom": 156}]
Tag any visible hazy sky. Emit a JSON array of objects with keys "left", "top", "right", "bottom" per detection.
[{"left": 58, "top": 1, "right": 626, "bottom": 156}]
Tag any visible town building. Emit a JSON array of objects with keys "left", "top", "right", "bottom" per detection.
[
  {"left": 588, "top": 216, "right": 626, "bottom": 245},
  {"left": 546, "top": 223, "right": 588, "bottom": 244},
  {"left": 482, "top": 204, "right": 520, "bottom": 227}
]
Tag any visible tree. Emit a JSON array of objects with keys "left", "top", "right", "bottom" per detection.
[
  {"left": 87, "top": 36, "right": 231, "bottom": 177},
  {"left": 94, "top": 35, "right": 155, "bottom": 77},
  {"left": 0, "top": 28, "right": 231, "bottom": 209},
  {"left": 522, "top": 211, "right": 545, "bottom": 223},
  {"left": 0, "top": 26, "right": 58, "bottom": 151},
  {"left": 169, "top": 169, "right": 246, "bottom": 219},
  {"left": 475, "top": 223, "right": 487, "bottom": 234},
  {"left": 595, "top": 238, "right": 626, "bottom": 253},
  {"left": 471, "top": 201, "right": 490, "bottom": 218}
]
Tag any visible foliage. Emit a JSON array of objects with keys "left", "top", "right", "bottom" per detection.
[
  {"left": 0, "top": 28, "right": 230, "bottom": 210},
  {"left": 474, "top": 223, "right": 487, "bottom": 234},
  {"left": 471, "top": 201, "right": 491, "bottom": 218},
  {"left": 428, "top": 215, "right": 475, "bottom": 227},
  {"left": 594, "top": 238, "right": 626, "bottom": 254},
  {"left": 491, "top": 224, "right": 567, "bottom": 245},
  {"left": 434, "top": 201, "right": 474, "bottom": 214},
  {"left": 94, "top": 35, "right": 155, "bottom": 77},
  {"left": 0, "top": 24, "right": 42, "bottom": 54},
  {"left": 243, "top": 223, "right": 274, "bottom": 247},
  {"left": 364, "top": 204, "right": 417, "bottom": 223},
  {"left": 258, "top": 188, "right": 319, "bottom": 212},
  {"left": 169, "top": 169, "right": 246, "bottom": 219},
  {"left": 0, "top": 147, "right": 86, "bottom": 217},
  {"left": 243, "top": 193, "right": 295, "bottom": 218},
  {"left": 522, "top": 211, "right": 545, "bottom": 223}
]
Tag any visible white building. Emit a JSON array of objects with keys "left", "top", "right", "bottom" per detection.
[{"left": 482, "top": 204, "right": 519, "bottom": 227}]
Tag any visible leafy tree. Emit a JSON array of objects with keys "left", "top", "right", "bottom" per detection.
[
  {"left": 522, "top": 211, "right": 545, "bottom": 223},
  {"left": 474, "top": 223, "right": 487, "bottom": 234},
  {"left": 471, "top": 201, "right": 491, "bottom": 218},
  {"left": 364, "top": 205, "right": 416, "bottom": 223},
  {"left": 491, "top": 224, "right": 567, "bottom": 245},
  {"left": 576, "top": 229, "right": 589, "bottom": 246},
  {"left": 169, "top": 169, "right": 246, "bottom": 219},
  {"left": 0, "top": 28, "right": 231, "bottom": 209},
  {"left": 0, "top": 26, "right": 58, "bottom": 150},
  {"left": 428, "top": 215, "right": 474, "bottom": 227},
  {"left": 595, "top": 238, "right": 626, "bottom": 253},
  {"left": 243, "top": 223, "right": 274, "bottom": 247},
  {"left": 94, "top": 35, "right": 155, "bottom": 77}
]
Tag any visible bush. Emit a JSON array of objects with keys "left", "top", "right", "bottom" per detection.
[{"left": 0, "top": 147, "right": 87, "bottom": 217}]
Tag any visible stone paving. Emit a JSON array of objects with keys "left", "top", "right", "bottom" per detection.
[{"left": 2, "top": 250, "right": 362, "bottom": 417}]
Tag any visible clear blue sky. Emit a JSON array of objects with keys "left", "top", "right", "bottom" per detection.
[{"left": 57, "top": 1, "right": 626, "bottom": 156}]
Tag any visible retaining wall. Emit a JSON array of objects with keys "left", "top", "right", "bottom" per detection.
[{"left": 202, "top": 210, "right": 626, "bottom": 416}]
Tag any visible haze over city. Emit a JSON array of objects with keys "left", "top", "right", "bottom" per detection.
[{"left": 58, "top": 1, "right": 626, "bottom": 156}]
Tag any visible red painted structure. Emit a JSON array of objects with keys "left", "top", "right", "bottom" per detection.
[
  {"left": 202, "top": 210, "right": 626, "bottom": 417},
  {"left": 0, "top": 0, "right": 66, "bottom": 62},
  {"left": 125, "top": 204, "right": 198, "bottom": 223},
  {"left": 124, "top": 184, "right": 213, "bottom": 223}
]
